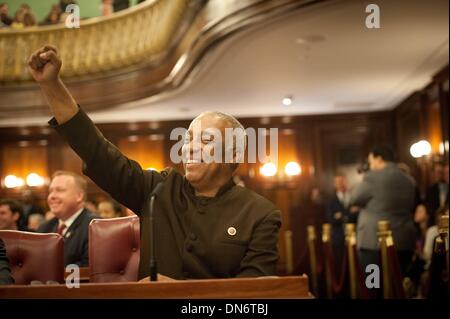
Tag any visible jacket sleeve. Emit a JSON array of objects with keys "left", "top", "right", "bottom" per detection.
[
  {"left": 235, "top": 210, "right": 282, "bottom": 277},
  {"left": 49, "top": 108, "right": 164, "bottom": 214},
  {"left": 0, "top": 239, "right": 14, "bottom": 285},
  {"left": 350, "top": 173, "right": 373, "bottom": 208},
  {"left": 326, "top": 200, "right": 343, "bottom": 226}
]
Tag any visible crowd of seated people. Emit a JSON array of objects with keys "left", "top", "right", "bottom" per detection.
[{"left": 0, "top": 1, "right": 143, "bottom": 29}]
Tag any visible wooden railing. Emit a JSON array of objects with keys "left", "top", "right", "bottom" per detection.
[{"left": 0, "top": 0, "right": 188, "bottom": 81}]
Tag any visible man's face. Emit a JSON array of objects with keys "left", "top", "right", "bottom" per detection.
[
  {"left": 0, "top": 204, "right": 19, "bottom": 230},
  {"left": 0, "top": 4, "right": 8, "bottom": 15},
  {"left": 98, "top": 202, "right": 116, "bottom": 219},
  {"left": 182, "top": 114, "right": 232, "bottom": 191},
  {"left": 334, "top": 176, "right": 347, "bottom": 192},
  {"left": 47, "top": 175, "right": 84, "bottom": 221}
]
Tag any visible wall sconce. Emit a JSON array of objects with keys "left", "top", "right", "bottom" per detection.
[
  {"left": 260, "top": 162, "right": 277, "bottom": 177},
  {"left": 410, "top": 140, "right": 431, "bottom": 158},
  {"left": 259, "top": 161, "right": 302, "bottom": 189},
  {"left": 285, "top": 161, "right": 302, "bottom": 176},
  {"left": 26, "top": 173, "right": 45, "bottom": 187},
  {"left": 3, "top": 173, "right": 46, "bottom": 189},
  {"left": 3, "top": 175, "right": 25, "bottom": 188}
]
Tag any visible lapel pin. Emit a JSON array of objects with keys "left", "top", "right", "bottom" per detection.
[{"left": 227, "top": 227, "right": 237, "bottom": 236}]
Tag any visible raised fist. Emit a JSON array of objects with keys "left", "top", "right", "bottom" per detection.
[{"left": 28, "top": 45, "right": 62, "bottom": 83}]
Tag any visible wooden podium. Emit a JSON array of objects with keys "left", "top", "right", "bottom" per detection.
[{"left": 0, "top": 275, "right": 311, "bottom": 299}]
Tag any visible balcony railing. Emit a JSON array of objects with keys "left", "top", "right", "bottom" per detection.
[{"left": 0, "top": 0, "right": 188, "bottom": 81}]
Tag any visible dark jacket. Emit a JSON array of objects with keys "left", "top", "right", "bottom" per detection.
[
  {"left": 326, "top": 193, "right": 357, "bottom": 248},
  {"left": 38, "top": 209, "right": 97, "bottom": 267},
  {"left": 0, "top": 238, "right": 14, "bottom": 285},
  {"left": 49, "top": 109, "right": 281, "bottom": 280}
]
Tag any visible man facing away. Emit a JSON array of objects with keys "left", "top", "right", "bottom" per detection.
[
  {"left": 28, "top": 45, "right": 281, "bottom": 280},
  {"left": 350, "top": 146, "right": 416, "bottom": 277}
]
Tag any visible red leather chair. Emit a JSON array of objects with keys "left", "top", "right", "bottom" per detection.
[
  {"left": 89, "top": 215, "right": 140, "bottom": 283},
  {"left": 0, "top": 230, "right": 64, "bottom": 285}
]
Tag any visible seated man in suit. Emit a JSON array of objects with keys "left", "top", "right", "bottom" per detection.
[
  {"left": 0, "top": 238, "right": 14, "bottom": 285},
  {"left": 28, "top": 45, "right": 281, "bottom": 281},
  {"left": 38, "top": 171, "right": 97, "bottom": 267},
  {"left": 0, "top": 199, "right": 23, "bottom": 231}
]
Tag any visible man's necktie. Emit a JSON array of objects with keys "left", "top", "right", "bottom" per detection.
[{"left": 57, "top": 223, "right": 66, "bottom": 236}]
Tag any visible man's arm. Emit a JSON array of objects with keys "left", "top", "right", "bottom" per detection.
[
  {"left": 28, "top": 45, "right": 78, "bottom": 124},
  {"left": 28, "top": 45, "right": 163, "bottom": 213},
  {"left": 235, "top": 211, "right": 281, "bottom": 277},
  {"left": 349, "top": 174, "right": 373, "bottom": 208}
]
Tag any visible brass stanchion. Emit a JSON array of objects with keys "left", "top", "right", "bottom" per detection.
[
  {"left": 322, "top": 223, "right": 333, "bottom": 298},
  {"left": 285, "top": 230, "right": 294, "bottom": 275},
  {"left": 345, "top": 223, "right": 357, "bottom": 299},
  {"left": 307, "top": 225, "right": 318, "bottom": 296},
  {"left": 377, "top": 220, "right": 393, "bottom": 299}
]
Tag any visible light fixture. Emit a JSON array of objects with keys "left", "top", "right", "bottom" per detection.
[
  {"left": 285, "top": 162, "right": 302, "bottom": 176},
  {"left": 410, "top": 140, "right": 431, "bottom": 158},
  {"left": 26, "top": 173, "right": 45, "bottom": 187},
  {"left": 282, "top": 96, "right": 293, "bottom": 106},
  {"left": 4, "top": 175, "right": 25, "bottom": 188},
  {"left": 439, "top": 141, "right": 449, "bottom": 155},
  {"left": 260, "top": 162, "right": 277, "bottom": 177}
]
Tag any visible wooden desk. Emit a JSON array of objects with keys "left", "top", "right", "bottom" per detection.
[{"left": 0, "top": 275, "right": 311, "bottom": 299}]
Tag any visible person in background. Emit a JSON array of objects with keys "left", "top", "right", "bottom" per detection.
[
  {"left": 27, "top": 213, "right": 45, "bottom": 232},
  {"left": 0, "top": 199, "right": 23, "bottom": 231},
  {"left": 41, "top": 4, "right": 61, "bottom": 25},
  {"left": 84, "top": 198, "right": 98, "bottom": 215},
  {"left": 423, "top": 207, "right": 448, "bottom": 268},
  {"left": 425, "top": 163, "right": 449, "bottom": 226},
  {"left": 113, "top": 0, "right": 129, "bottom": 12},
  {"left": 351, "top": 146, "right": 416, "bottom": 277},
  {"left": 20, "top": 189, "right": 44, "bottom": 231},
  {"left": 413, "top": 204, "right": 429, "bottom": 254},
  {"left": 101, "top": 0, "right": 114, "bottom": 16},
  {"left": 0, "top": 3, "right": 13, "bottom": 26},
  {"left": 38, "top": 171, "right": 97, "bottom": 267},
  {"left": 326, "top": 174, "right": 359, "bottom": 271},
  {"left": 59, "top": 0, "right": 77, "bottom": 12},
  {"left": 98, "top": 199, "right": 122, "bottom": 219}
]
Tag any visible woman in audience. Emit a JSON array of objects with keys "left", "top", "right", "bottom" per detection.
[{"left": 41, "top": 4, "right": 62, "bottom": 26}]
